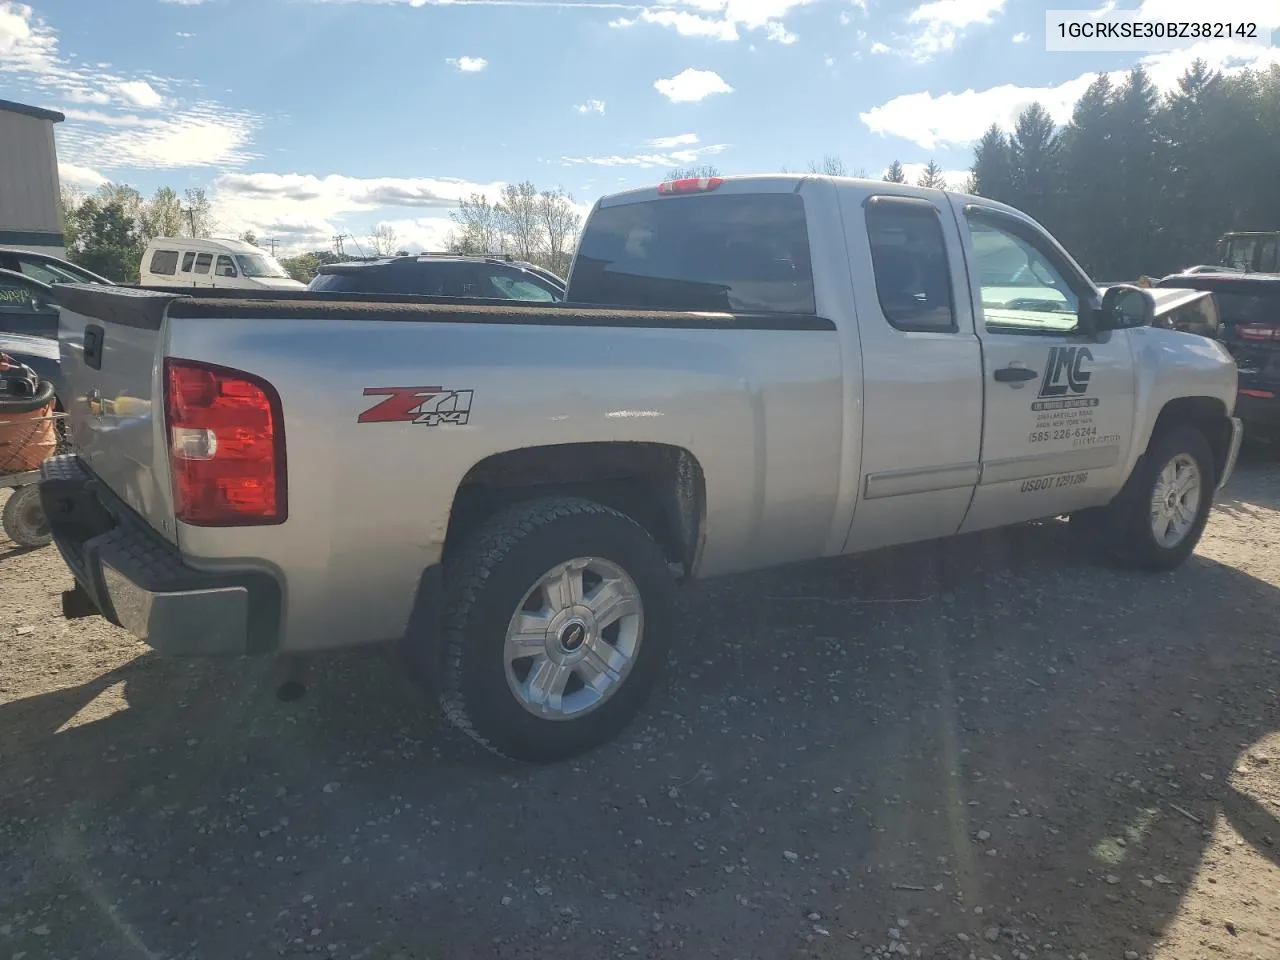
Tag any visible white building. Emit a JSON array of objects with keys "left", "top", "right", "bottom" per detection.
[{"left": 0, "top": 98, "right": 67, "bottom": 258}]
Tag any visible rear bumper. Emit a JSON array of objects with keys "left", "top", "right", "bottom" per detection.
[
  {"left": 1234, "top": 390, "right": 1280, "bottom": 436},
  {"left": 39, "top": 455, "right": 281, "bottom": 655}
]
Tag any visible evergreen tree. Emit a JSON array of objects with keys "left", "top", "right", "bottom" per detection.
[
  {"left": 968, "top": 125, "right": 1012, "bottom": 201},
  {"left": 883, "top": 160, "right": 906, "bottom": 183},
  {"left": 916, "top": 160, "right": 948, "bottom": 189},
  {"left": 1007, "top": 103, "right": 1061, "bottom": 227}
]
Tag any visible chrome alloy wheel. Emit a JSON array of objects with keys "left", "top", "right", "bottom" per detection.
[
  {"left": 1149, "top": 452, "right": 1202, "bottom": 548},
  {"left": 503, "top": 557, "right": 644, "bottom": 720}
]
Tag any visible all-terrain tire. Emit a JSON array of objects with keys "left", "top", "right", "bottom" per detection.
[
  {"left": 434, "top": 496, "right": 676, "bottom": 762},
  {"left": 1107, "top": 425, "right": 1216, "bottom": 572}
]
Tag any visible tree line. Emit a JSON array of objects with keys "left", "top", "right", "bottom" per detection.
[
  {"left": 969, "top": 61, "right": 1280, "bottom": 280},
  {"left": 59, "top": 184, "right": 214, "bottom": 283},
  {"left": 64, "top": 59, "right": 1277, "bottom": 289}
]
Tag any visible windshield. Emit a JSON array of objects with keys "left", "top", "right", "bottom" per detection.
[{"left": 235, "top": 253, "right": 290, "bottom": 278}]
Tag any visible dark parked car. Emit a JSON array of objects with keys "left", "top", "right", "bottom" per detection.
[
  {"left": 0, "top": 249, "right": 114, "bottom": 286},
  {"left": 0, "top": 268, "right": 58, "bottom": 339},
  {"left": 307, "top": 253, "right": 566, "bottom": 301},
  {"left": 1155, "top": 272, "right": 1280, "bottom": 440}
]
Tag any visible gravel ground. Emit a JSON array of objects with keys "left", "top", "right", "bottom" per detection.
[{"left": 2, "top": 453, "right": 1279, "bottom": 960}]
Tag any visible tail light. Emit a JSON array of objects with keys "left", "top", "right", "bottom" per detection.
[
  {"left": 1237, "top": 323, "right": 1279, "bottom": 341},
  {"left": 1240, "top": 388, "right": 1276, "bottom": 399},
  {"left": 163, "top": 358, "right": 287, "bottom": 526},
  {"left": 657, "top": 176, "right": 723, "bottom": 195}
]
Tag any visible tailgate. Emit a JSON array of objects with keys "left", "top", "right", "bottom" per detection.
[{"left": 52, "top": 284, "right": 183, "bottom": 544}]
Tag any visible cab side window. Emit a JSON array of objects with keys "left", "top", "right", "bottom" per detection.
[
  {"left": 216, "top": 255, "right": 237, "bottom": 278},
  {"left": 865, "top": 200, "right": 955, "bottom": 332},
  {"left": 149, "top": 249, "right": 179, "bottom": 276},
  {"left": 964, "top": 212, "right": 1082, "bottom": 335},
  {"left": 193, "top": 253, "right": 212, "bottom": 274}
]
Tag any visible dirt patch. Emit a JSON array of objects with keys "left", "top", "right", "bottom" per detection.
[{"left": 2, "top": 456, "right": 1278, "bottom": 960}]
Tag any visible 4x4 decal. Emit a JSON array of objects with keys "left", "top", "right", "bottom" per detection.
[{"left": 357, "top": 386, "right": 473, "bottom": 426}]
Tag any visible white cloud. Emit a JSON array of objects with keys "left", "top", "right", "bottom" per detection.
[
  {"left": 176, "top": 31, "right": 196, "bottom": 38},
  {"left": 860, "top": 39, "right": 1280, "bottom": 149},
  {"left": 647, "top": 132, "right": 699, "bottom": 147},
  {"left": 561, "top": 142, "right": 728, "bottom": 168},
  {"left": 1011, "top": 30, "right": 1027, "bottom": 43},
  {"left": 160, "top": 0, "right": 211, "bottom": 4},
  {"left": 869, "top": 40, "right": 892, "bottom": 53},
  {"left": 901, "top": 0, "right": 1008, "bottom": 59},
  {"left": 58, "top": 161, "right": 106, "bottom": 189},
  {"left": 1, "top": 2, "right": 261, "bottom": 173},
  {"left": 211, "top": 172, "right": 509, "bottom": 256},
  {"left": 574, "top": 98, "right": 606, "bottom": 114},
  {"left": 116, "top": 80, "right": 163, "bottom": 108},
  {"left": 608, "top": 0, "right": 816, "bottom": 44},
  {"left": 905, "top": 0, "right": 1006, "bottom": 59},
  {"left": 446, "top": 55, "right": 487, "bottom": 71},
  {"left": 653, "top": 67, "right": 733, "bottom": 103},
  {"left": 59, "top": 105, "right": 260, "bottom": 169}
]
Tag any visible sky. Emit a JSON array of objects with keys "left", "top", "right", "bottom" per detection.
[{"left": 2, "top": 0, "right": 1278, "bottom": 256}]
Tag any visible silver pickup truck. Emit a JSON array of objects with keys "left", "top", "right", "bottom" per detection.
[{"left": 41, "top": 175, "right": 1243, "bottom": 762}]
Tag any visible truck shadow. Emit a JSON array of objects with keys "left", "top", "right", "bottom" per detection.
[{"left": 0, "top": 481, "right": 1277, "bottom": 959}]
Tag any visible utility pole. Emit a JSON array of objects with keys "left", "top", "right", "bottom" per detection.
[
  {"left": 182, "top": 206, "right": 197, "bottom": 237},
  {"left": 263, "top": 238, "right": 280, "bottom": 257},
  {"left": 332, "top": 234, "right": 346, "bottom": 256}
]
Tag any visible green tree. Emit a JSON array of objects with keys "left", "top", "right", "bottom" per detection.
[
  {"left": 882, "top": 160, "right": 907, "bottom": 183},
  {"left": 1007, "top": 103, "right": 1061, "bottom": 226},
  {"left": 1057, "top": 75, "right": 1120, "bottom": 274},
  {"left": 916, "top": 159, "right": 948, "bottom": 189},
  {"left": 142, "top": 186, "right": 187, "bottom": 240},
  {"left": 968, "top": 124, "right": 1012, "bottom": 200},
  {"left": 73, "top": 199, "right": 143, "bottom": 282},
  {"left": 183, "top": 187, "right": 214, "bottom": 237}
]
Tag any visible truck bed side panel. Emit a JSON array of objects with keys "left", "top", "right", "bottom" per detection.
[{"left": 164, "top": 316, "right": 842, "bottom": 651}]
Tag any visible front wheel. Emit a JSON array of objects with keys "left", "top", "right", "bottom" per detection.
[
  {"left": 1112, "top": 426, "right": 1216, "bottom": 571},
  {"left": 431, "top": 497, "right": 676, "bottom": 762}
]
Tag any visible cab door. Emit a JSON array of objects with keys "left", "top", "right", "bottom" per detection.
[
  {"left": 954, "top": 201, "right": 1137, "bottom": 533},
  {"left": 840, "top": 192, "right": 984, "bottom": 554}
]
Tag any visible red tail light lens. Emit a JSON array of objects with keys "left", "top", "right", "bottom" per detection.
[
  {"left": 1237, "top": 323, "right": 1279, "bottom": 341},
  {"left": 164, "top": 359, "right": 287, "bottom": 526},
  {"left": 657, "top": 176, "right": 723, "bottom": 195}
]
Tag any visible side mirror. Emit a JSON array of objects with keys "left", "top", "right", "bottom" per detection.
[{"left": 1099, "top": 284, "right": 1155, "bottom": 330}]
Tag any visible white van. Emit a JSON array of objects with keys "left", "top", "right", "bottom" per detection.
[{"left": 139, "top": 237, "right": 305, "bottom": 291}]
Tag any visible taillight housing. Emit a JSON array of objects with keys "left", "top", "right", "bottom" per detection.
[
  {"left": 1237, "top": 323, "right": 1279, "bottom": 341},
  {"left": 163, "top": 358, "right": 287, "bottom": 526},
  {"left": 657, "top": 176, "right": 723, "bottom": 195}
]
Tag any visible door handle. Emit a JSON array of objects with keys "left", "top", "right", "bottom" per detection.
[{"left": 994, "top": 365, "right": 1038, "bottom": 383}]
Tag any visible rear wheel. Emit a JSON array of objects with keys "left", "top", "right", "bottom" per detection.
[
  {"left": 431, "top": 497, "right": 675, "bottom": 762},
  {"left": 2, "top": 485, "right": 51, "bottom": 548}
]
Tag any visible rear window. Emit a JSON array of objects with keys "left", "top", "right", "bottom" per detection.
[
  {"left": 149, "top": 249, "right": 179, "bottom": 276},
  {"left": 570, "top": 193, "right": 816, "bottom": 314}
]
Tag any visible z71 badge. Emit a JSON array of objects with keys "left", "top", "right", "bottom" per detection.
[{"left": 357, "top": 386, "right": 474, "bottom": 426}]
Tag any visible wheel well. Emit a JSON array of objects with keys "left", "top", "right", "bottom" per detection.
[
  {"left": 1150, "top": 396, "right": 1232, "bottom": 481},
  {"left": 444, "top": 442, "right": 706, "bottom": 576}
]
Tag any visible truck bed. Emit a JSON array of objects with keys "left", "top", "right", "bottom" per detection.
[{"left": 49, "top": 282, "right": 845, "bottom": 653}]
